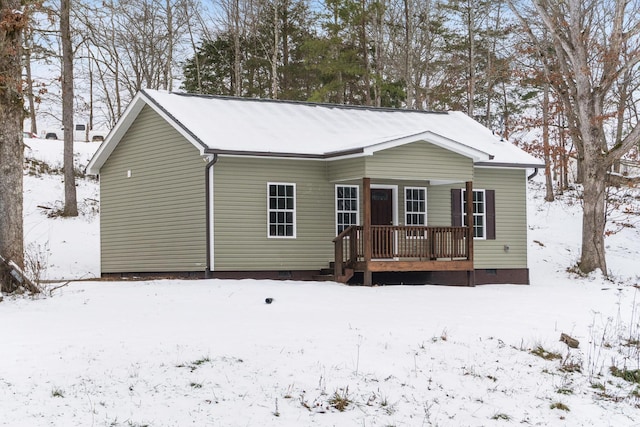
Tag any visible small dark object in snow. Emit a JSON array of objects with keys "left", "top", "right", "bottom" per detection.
[
  {"left": 560, "top": 333, "right": 579, "bottom": 348},
  {"left": 265, "top": 298, "right": 273, "bottom": 304}
]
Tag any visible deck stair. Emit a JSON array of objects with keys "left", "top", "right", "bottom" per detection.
[{"left": 313, "top": 264, "right": 354, "bottom": 283}]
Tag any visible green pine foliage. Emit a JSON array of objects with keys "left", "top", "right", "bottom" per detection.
[{"left": 179, "top": 0, "right": 538, "bottom": 122}]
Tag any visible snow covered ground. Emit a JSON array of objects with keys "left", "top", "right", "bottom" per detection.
[
  {"left": 22, "top": 138, "right": 100, "bottom": 280},
  {"left": 2, "top": 138, "right": 640, "bottom": 426}
]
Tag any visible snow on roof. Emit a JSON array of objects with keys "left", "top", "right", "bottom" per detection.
[{"left": 87, "top": 89, "right": 543, "bottom": 174}]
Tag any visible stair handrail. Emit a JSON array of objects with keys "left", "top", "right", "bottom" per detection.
[{"left": 333, "top": 225, "right": 360, "bottom": 279}]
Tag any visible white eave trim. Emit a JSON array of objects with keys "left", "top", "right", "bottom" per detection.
[
  {"left": 474, "top": 161, "right": 546, "bottom": 169},
  {"left": 86, "top": 92, "right": 145, "bottom": 175},
  {"left": 362, "top": 130, "right": 492, "bottom": 162},
  {"left": 86, "top": 90, "right": 209, "bottom": 175}
]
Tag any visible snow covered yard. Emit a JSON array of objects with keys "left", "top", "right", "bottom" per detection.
[
  {"left": 22, "top": 139, "right": 100, "bottom": 280},
  {"left": 2, "top": 138, "right": 640, "bottom": 426},
  {"left": 4, "top": 279, "right": 640, "bottom": 426}
]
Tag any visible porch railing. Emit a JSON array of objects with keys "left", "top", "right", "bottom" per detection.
[{"left": 333, "top": 225, "right": 471, "bottom": 278}]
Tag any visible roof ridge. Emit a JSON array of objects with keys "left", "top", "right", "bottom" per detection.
[{"left": 146, "top": 89, "right": 450, "bottom": 115}]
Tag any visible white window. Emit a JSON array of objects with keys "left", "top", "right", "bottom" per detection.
[
  {"left": 405, "top": 187, "right": 427, "bottom": 237},
  {"left": 405, "top": 187, "right": 427, "bottom": 226},
  {"left": 268, "top": 183, "right": 296, "bottom": 238},
  {"left": 462, "top": 189, "right": 486, "bottom": 239},
  {"left": 335, "top": 185, "right": 359, "bottom": 234}
]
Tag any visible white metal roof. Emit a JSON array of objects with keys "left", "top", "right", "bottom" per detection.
[{"left": 87, "top": 89, "right": 544, "bottom": 174}]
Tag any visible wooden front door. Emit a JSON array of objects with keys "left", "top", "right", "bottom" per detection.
[{"left": 371, "top": 188, "right": 393, "bottom": 258}]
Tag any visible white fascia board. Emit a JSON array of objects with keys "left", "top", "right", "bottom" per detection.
[
  {"left": 86, "top": 90, "right": 209, "bottom": 175},
  {"left": 324, "top": 151, "right": 369, "bottom": 161},
  {"left": 141, "top": 90, "right": 209, "bottom": 155},
  {"left": 86, "top": 92, "right": 146, "bottom": 175},
  {"left": 474, "top": 162, "right": 545, "bottom": 170},
  {"left": 215, "top": 153, "right": 327, "bottom": 161},
  {"left": 362, "top": 130, "right": 492, "bottom": 162}
]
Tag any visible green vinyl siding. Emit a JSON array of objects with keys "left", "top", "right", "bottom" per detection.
[
  {"left": 426, "top": 185, "right": 453, "bottom": 227},
  {"left": 472, "top": 168, "right": 528, "bottom": 268},
  {"left": 365, "top": 141, "right": 473, "bottom": 181},
  {"left": 328, "top": 157, "right": 365, "bottom": 182},
  {"left": 425, "top": 168, "right": 528, "bottom": 269},
  {"left": 329, "top": 142, "right": 472, "bottom": 182},
  {"left": 213, "top": 157, "right": 334, "bottom": 270},
  {"left": 99, "top": 105, "right": 206, "bottom": 272}
]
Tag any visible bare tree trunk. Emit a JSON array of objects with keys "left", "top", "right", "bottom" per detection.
[
  {"left": 233, "top": 0, "right": 242, "bottom": 96},
  {"left": 560, "top": 114, "right": 568, "bottom": 192},
  {"left": 575, "top": 155, "right": 583, "bottom": 183},
  {"left": 25, "top": 52, "right": 37, "bottom": 135},
  {"left": 88, "top": 45, "right": 94, "bottom": 131},
  {"left": 281, "top": 0, "right": 290, "bottom": 92},
  {"left": 466, "top": 0, "right": 475, "bottom": 117},
  {"left": 372, "top": 0, "right": 384, "bottom": 107},
  {"left": 484, "top": 40, "right": 493, "bottom": 124},
  {"left": 61, "top": 0, "right": 78, "bottom": 217},
  {"left": 580, "top": 147, "right": 608, "bottom": 274},
  {"left": 184, "top": 0, "right": 203, "bottom": 93},
  {"left": 165, "top": 0, "right": 173, "bottom": 91},
  {"left": 271, "top": 0, "right": 278, "bottom": 98},
  {"left": 613, "top": 67, "right": 631, "bottom": 174},
  {"left": 542, "top": 82, "right": 554, "bottom": 201},
  {"left": 403, "top": 0, "right": 414, "bottom": 108},
  {"left": 421, "top": 0, "right": 434, "bottom": 111},
  {"left": 24, "top": 25, "right": 38, "bottom": 135},
  {"left": 0, "top": 3, "right": 26, "bottom": 291},
  {"left": 360, "top": 0, "right": 371, "bottom": 106},
  {"left": 115, "top": 57, "right": 122, "bottom": 119},
  {"left": 500, "top": 82, "right": 511, "bottom": 138}
]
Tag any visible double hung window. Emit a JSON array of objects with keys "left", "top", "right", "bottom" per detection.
[
  {"left": 268, "top": 183, "right": 296, "bottom": 238},
  {"left": 336, "top": 185, "right": 359, "bottom": 234},
  {"left": 462, "top": 189, "right": 486, "bottom": 239},
  {"left": 405, "top": 187, "right": 427, "bottom": 237}
]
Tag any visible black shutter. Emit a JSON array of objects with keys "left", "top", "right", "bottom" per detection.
[
  {"left": 451, "top": 188, "right": 462, "bottom": 226},
  {"left": 486, "top": 190, "right": 496, "bottom": 240}
]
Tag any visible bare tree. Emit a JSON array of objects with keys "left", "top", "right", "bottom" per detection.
[
  {"left": 370, "top": 0, "right": 386, "bottom": 107},
  {"left": 542, "top": 81, "right": 554, "bottom": 201},
  {"left": 509, "top": 0, "right": 640, "bottom": 275},
  {"left": 0, "top": 2, "right": 27, "bottom": 291},
  {"left": 73, "top": 0, "right": 194, "bottom": 125},
  {"left": 23, "top": 15, "right": 38, "bottom": 135},
  {"left": 402, "top": 0, "right": 415, "bottom": 107},
  {"left": 22, "top": 3, "right": 60, "bottom": 135},
  {"left": 61, "top": 0, "right": 78, "bottom": 216},
  {"left": 183, "top": 1, "right": 204, "bottom": 93},
  {"left": 412, "top": 0, "right": 448, "bottom": 110},
  {"left": 462, "top": 0, "right": 477, "bottom": 116},
  {"left": 270, "top": 0, "right": 279, "bottom": 98},
  {"left": 385, "top": 0, "right": 447, "bottom": 110},
  {"left": 211, "top": 0, "right": 248, "bottom": 96}
]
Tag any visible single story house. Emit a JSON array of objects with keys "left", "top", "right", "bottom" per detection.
[{"left": 86, "top": 89, "right": 544, "bottom": 286}]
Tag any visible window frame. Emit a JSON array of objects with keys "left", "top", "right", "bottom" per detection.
[
  {"left": 335, "top": 185, "right": 359, "bottom": 235},
  {"left": 404, "top": 186, "right": 427, "bottom": 238},
  {"left": 461, "top": 189, "right": 486, "bottom": 240},
  {"left": 267, "top": 182, "right": 296, "bottom": 239}
]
